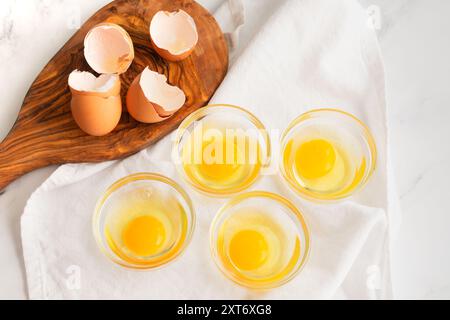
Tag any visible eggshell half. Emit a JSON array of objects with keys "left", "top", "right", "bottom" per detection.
[
  {"left": 69, "top": 70, "right": 122, "bottom": 136},
  {"left": 126, "top": 67, "right": 186, "bottom": 123},
  {"left": 84, "top": 23, "right": 134, "bottom": 74},
  {"left": 150, "top": 10, "right": 199, "bottom": 62},
  {"left": 68, "top": 70, "right": 121, "bottom": 97}
]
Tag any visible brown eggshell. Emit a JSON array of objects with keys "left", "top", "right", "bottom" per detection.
[
  {"left": 68, "top": 71, "right": 122, "bottom": 136},
  {"left": 69, "top": 75, "right": 121, "bottom": 98},
  {"left": 126, "top": 74, "right": 171, "bottom": 124},
  {"left": 84, "top": 23, "right": 135, "bottom": 74},
  {"left": 151, "top": 38, "right": 195, "bottom": 62},
  {"left": 150, "top": 10, "right": 199, "bottom": 62},
  {"left": 152, "top": 101, "right": 179, "bottom": 118},
  {"left": 70, "top": 94, "right": 122, "bottom": 136}
]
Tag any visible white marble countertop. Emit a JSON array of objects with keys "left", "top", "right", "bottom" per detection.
[{"left": 1, "top": 0, "right": 449, "bottom": 300}]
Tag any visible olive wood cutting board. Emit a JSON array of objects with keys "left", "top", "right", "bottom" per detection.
[{"left": 0, "top": 0, "right": 228, "bottom": 191}]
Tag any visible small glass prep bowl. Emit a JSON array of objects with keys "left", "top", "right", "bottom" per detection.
[
  {"left": 93, "top": 173, "right": 195, "bottom": 270},
  {"left": 173, "top": 104, "right": 271, "bottom": 197},
  {"left": 210, "top": 191, "right": 310, "bottom": 290},
  {"left": 280, "top": 109, "right": 377, "bottom": 202}
]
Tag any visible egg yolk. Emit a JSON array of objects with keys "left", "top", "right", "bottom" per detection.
[
  {"left": 199, "top": 141, "right": 241, "bottom": 181},
  {"left": 122, "top": 215, "right": 166, "bottom": 257},
  {"left": 295, "top": 139, "right": 336, "bottom": 179},
  {"left": 229, "top": 229, "right": 269, "bottom": 271}
]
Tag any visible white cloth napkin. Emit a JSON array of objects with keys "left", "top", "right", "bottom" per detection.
[{"left": 21, "top": 0, "right": 397, "bottom": 300}]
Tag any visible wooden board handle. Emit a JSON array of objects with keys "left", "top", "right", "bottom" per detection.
[{"left": 0, "top": 132, "right": 49, "bottom": 191}]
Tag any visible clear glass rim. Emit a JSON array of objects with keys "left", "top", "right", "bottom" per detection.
[
  {"left": 210, "top": 191, "right": 311, "bottom": 290},
  {"left": 280, "top": 108, "right": 378, "bottom": 202},
  {"left": 173, "top": 104, "right": 272, "bottom": 197},
  {"left": 92, "top": 172, "right": 196, "bottom": 270}
]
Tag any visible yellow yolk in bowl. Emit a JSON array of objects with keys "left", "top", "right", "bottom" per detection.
[
  {"left": 295, "top": 139, "right": 336, "bottom": 179},
  {"left": 229, "top": 229, "right": 269, "bottom": 271},
  {"left": 283, "top": 134, "right": 367, "bottom": 198},
  {"left": 197, "top": 140, "right": 242, "bottom": 182},
  {"left": 122, "top": 215, "right": 166, "bottom": 257},
  {"left": 181, "top": 128, "right": 262, "bottom": 193},
  {"left": 104, "top": 189, "right": 189, "bottom": 267},
  {"left": 216, "top": 208, "right": 302, "bottom": 287}
]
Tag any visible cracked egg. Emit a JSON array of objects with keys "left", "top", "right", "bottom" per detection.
[
  {"left": 150, "top": 10, "right": 199, "bottom": 62},
  {"left": 68, "top": 70, "right": 122, "bottom": 136},
  {"left": 126, "top": 67, "right": 186, "bottom": 124},
  {"left": 84, "top": 23, "right": 135, "bottom": 74}
]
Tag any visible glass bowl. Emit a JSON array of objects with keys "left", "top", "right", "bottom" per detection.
[
  {"left": 210, "top": 191, "right": 310, "bottom": 289},
  {"left": 93, "top": 173, "right": 195, "bottom": 270},
  {"left": 173, "top": 104, "right": 271, "bottom": 196},
  {"left": 280, "top": 109, "right": 377, "bottom": 202}
]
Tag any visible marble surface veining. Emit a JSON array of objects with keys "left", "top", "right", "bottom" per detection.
[{"left": 1, "top": 0, "right": 450, "bottom": 299}]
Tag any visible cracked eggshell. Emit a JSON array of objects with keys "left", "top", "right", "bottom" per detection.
[
  {"left": 84, "top": 23, "right": 134, "bottom": 74},
  {"left": 126, "top": 67, "right": 186, "bottom": 123},
  {"left": 150, "top": 10, "right": 199, "bottom": 62},
  {"left": 69, "top": 70, "right": 122, "bottom": 136}
]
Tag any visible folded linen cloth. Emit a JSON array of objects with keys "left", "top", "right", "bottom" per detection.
[{"left": 21, "top": 0, "right": 396, "bottom": 299}]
